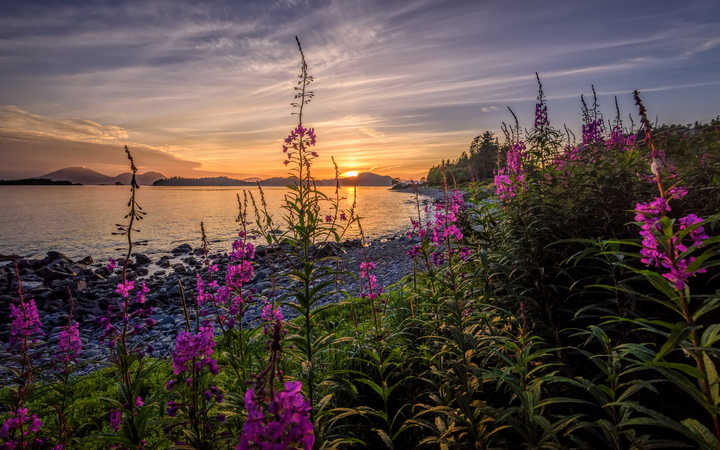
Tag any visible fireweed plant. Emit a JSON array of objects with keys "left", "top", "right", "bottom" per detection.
[
  {"left": 101, "top": 146, "right": 157, "bottom": 448},
  {"left": 261, "top": 36, "right": 363, "bottom": 427},
  {"left": 0, "top": 261, "right": 44, "bottom": 448}
]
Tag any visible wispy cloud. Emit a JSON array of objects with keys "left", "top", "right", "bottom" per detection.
[{"left": 1, "top": 0, "right": 720, "bottom": 179}]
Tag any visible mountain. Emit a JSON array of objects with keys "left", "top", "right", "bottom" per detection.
[
  {"left": 153, "top": 172, "right": 394, "bottom": 187},
  {"left": 43, "top": 167, "right": 113, "bottom": 185},
  {"left": 341, "top": 172, "right": 393, "bottom": 186},
  {"left": 41, "top": 167, "right": 165, "bottom": 185}
]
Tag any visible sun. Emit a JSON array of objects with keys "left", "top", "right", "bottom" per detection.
[{"left": 341, "top": 170, "right": 359, "bottom": 177}]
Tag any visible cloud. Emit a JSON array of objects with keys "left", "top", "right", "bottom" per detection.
[
  {"left": 1, "top": 0, "right": 720, "bottom": 179},
  {"left": 0, "top": 105, "right": 129, "bottom": 142}
]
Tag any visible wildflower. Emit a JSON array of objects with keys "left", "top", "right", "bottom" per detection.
[
  {"left": 360, "top": 261, "right": 383, "bottom": 299},
  {"left": 133, "top": 282, "right": 149, "bottom": 304},
  {"left": 58, "top": 321, "right": 82, "bottom": 363},
  {"left": 237, "top": 381, "right": 314, "bottom": 450},
  {"left": 635, "top": 197, "right": 709, "bottom": 290},
  {"left": 115, "top": 280, "right": 134, "bottom": 298},
  {"left": 0, "top": 408, "right": 42, "bottom": 446},
  {"left": 324, "top": 215, "right": 332, "bottom": 223},
  {"left": 581, "top": 118, "right": 605, "bottom": 146},
  {"left": 109, "top": 409, "right": 121, "bottom": 432},
  {"left": 136, "top": 396, "right": 144, "bottom": 407},
  {"left": 107, "top": 257, "right": 117, "bottom": 272},
  {"left": 9, "top": 299, "right": 43, "bottom": 348},
  {"left": 494, "top": 142, "right": 526, "bottom": 200},
  {"left": 340, "top": 212, "right": 347, "bottom": 221},
  {"left": 261, "top": 303, "right": 284, "bottom": 323},
  {"left": 171, "top": 326, "right": 217, "bottom": 376},
  {"left": 166, "top": 401, "right": 178, "bottom": 417}
]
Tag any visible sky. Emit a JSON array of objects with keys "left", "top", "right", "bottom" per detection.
[{"left": 1, "top": 0, "right": 720, "bottom": 180}]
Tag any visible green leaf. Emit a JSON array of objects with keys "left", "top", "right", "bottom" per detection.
[{"left": 681, "top": 418, "right": 720, "bottom": 450}]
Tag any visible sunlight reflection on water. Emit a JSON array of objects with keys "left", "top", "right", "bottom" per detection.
[{"left": 0, "top": 185, "right": 432, "bottom": 259}]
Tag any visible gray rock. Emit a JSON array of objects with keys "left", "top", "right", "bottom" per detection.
[
  {"left": 172, "top": 243, "right": 192, "bottom": 254},
  {"left": 133, "top": 253, "right": 151, "bottom": 266}
]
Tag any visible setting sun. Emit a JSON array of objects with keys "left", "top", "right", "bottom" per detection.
[{"left": 341, "top": 170, "right": 359, "bottom": 177}]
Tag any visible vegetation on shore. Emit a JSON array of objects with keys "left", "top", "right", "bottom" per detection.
[{"left": 2, "top": 39, "right": 720, "bottom": 450}]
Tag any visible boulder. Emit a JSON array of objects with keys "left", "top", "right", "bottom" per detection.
[
  {"left": 77, "top": 256, "right": 94, "bottom": 265},
  {"left": 171, "top": 243, "right": 192, "bottom": 254}
]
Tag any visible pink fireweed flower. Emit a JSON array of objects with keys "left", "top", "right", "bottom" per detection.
[
  {"left": 231, "top": 240, "right": 255, "bottom": 261},
  {"left": 261, "top": 303, "right": 284, "bottom": 323},
  {"left": 115, "top": 280, "right": 134, "bottom": 298},
  {"left": 635, "top": 197, "right": 709, "bottom": 290},
  {"left": 324, "top": 215, "right": 332, "bottom": 223},
  {"left": 136, "top": 396, "right": 144, "bottom": 407},
  {"left": 261, "top": 302, "right": 284, "bottom": 335},
  {"left": 582, "top": 118, "right": 605, "bottom": 146},
  {"left": 360, "top": 261, "right": 383, "bottom": 300},
  {"left": 679, "top": 214, "right": 709, "bottom": 248},
  {"left": 494, "top": 142, "right": 527, "bottom": 201},
  {"left": 1, "top": 407, "right": 42, "bottom": 444},
  {"left": 226, "top": 261, "right": 254, "bottom": 289},
  {"left": 237, "top": 381, "right": 314, "bottom": 450},
  {"left": 109, "top": 409, "right": 121, "bottom": 432},
  {"left": 135, "top": 281, "right": 149, "bottom": 304},
  {"left": 107, "top": 257, "right": 117, "bottom": 272},
  {"left": 172, "top": 326, "right": 218, "bottom": 376},
  {"left": 9, "top": 299, "right": 43, "bottom": 348},
  {"left": 58, "top": 321, "right": 82, "bottom": 363}
]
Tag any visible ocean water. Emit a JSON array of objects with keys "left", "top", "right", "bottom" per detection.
[{"left": 0, "top": 185, "right": 430, "bottom": 260}]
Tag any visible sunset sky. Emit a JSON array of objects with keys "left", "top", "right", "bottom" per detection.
[{"left": 2, "top": 0, "right": 720, "bottom": 180}]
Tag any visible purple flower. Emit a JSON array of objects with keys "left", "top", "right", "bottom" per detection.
[
  {"left": 1, "top": 408, "right": 42, "bottom": 442},
  {"left": 237, "top": 381, "right": 314, "bottom": 450},
  {"left": 109, "top": 409, "right": 121, "bottom": 432},
  {"left": 167, "top": 401, "right": 178, "bottom": 417},
  {"left": 9, "top": 299, "right": 43, "bottom": 348},
  {"left": 136, "top": 396, "right": 144, "bottom": 407},
  {"left": 106, "top": 257, "right": 117, "bottom": 272},
  {"left": 494, "top": 142, "right": 527, "bottom": 200},
  {"left": 261, "top": 303, "right": 284, "bottom": 323},
  {"left": 134, "top": 281, "right": 149, "bottom": 304},
  {"left": 58, "top": 321, "right": 82, "bottom": 363},
  {"left": 171, "top": 326, "right": 217, "bottom": 376},
  {"left": 115, "top": 280, "right": 134, "bottom": 298}
]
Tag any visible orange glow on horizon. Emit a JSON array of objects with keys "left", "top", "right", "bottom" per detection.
[{"left": 341, "top": 170, "right": 359, "bottom": 177}]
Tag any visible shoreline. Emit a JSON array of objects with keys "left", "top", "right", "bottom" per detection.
[{"left": 0, "top": 233, "right": 419, "bottom": 374}]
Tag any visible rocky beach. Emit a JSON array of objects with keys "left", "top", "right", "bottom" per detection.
[{"left": 0, "top": 233, "right": 420, "bottom": 374}]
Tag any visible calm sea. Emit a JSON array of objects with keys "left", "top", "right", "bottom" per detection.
[{"left": 0, "top": 185, "right": 429, "bottom": 260}]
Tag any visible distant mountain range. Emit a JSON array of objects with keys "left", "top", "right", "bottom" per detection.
[
  {"left": 40, "top": 167, "right": 166, "bottom": 185},
  {"left": 154, "top": 172, "right": 394, "bottom": 187},
  {"left": 1, "top": 167, "right": 394, "bottom": 187}
]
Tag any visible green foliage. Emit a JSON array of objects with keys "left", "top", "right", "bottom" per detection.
[{"left": 427, "top": 131, "right": 500, "bottom": 185}]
